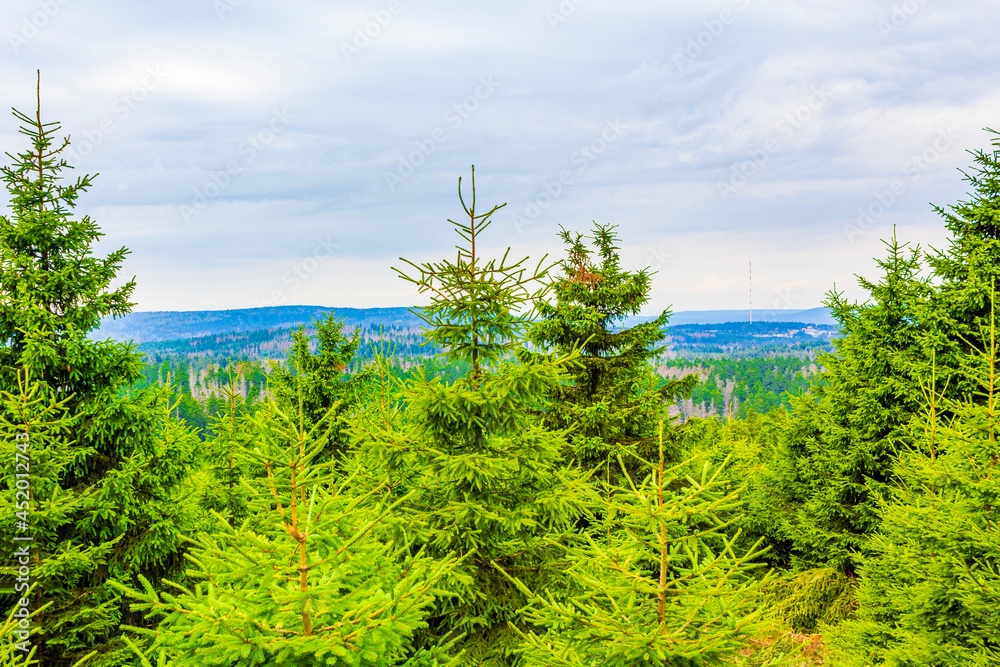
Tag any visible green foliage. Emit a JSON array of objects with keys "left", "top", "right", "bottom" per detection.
[
  {"left": 194, "top": 361, "right": 255, "bottom": 525},
  {"left": 395, "top": 165, "right": 549, "bottom": 379},
  {"left": 525, "top": 223, "right": 696, "bottom": 471},
  {"left": 774, "top": 131, "right": 1000, "bottom": 578},
  {"left": 115, "top": 395, "right": 459, "bottom": 666},
  {"left": 0, "top": 80, "right": 136, "bottom": 395},
  {"left": 920, "top": 128, "right": 1000, "bottom": 377},
  {"left": 756, "top": 567, "right": 856, "bottom": 633},
  {"left": 680, "top": 412, "right": 798, "bottom": 571},
  {"left": 383, "top": 168, "right": 585, "bottom": 664},
  {"left": 267, "top": 312, "right": 368, "bottom": 459},
  {"left": 0, "top": 367, "right": 198, "bottom": 666},
  {"left": 506, "top": 424, "right": 775, "bottom": 666},
  {"left": 10, "top": 81, "right": 1000, "bottom": 667},
  {"left": 830, "top": 309, "right": 1000, "bottom": 666},
  {"left": 777, "top": 231, "right": 930, "bottom": 573},
  {"left": 0, "top": 76, "right": 201, "bottom": 666}
]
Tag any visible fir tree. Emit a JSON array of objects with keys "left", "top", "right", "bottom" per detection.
[
  {"left": 0, "top": 74, "right": 199, "bottom": 665},
  {"left": 779, "top": 231, "right": 930, "bottom": 573},
  {"left": 0, "top": 365, "right": 198, "bottom": 666},
  {"left": 504, "top": 423, "right": 774, "bottom": 666},
  {"left": 0, "top": 73, "right": 138, "bottom": 417},
  {"left": 779, "top": 131, "right": 1000, "bottom": 576},
  {"left": 196, "top": 361, "right": 255, "bottom": 526},
  {"left": 912, "top": 128, "right": 1000, "bottom": 412},
  {"left": 524, "top": 223, "right": 697, "bottom": 472},
  {"left": 266, "top": 312, "right": 368, "bottom": 461},
  {"left": 830, "top": 301, "right": 1000, "bottom": 667},
  {"left": 114, "top": 391, "right": 459, "bottom": 666},
  {"left": 378, "top": 167, "right": 585, "bottom": 664}
]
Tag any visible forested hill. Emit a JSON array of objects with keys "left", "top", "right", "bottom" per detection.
[
  {"left": 90, "top": 305, "right": 426, "bottom": 344},
  {"left": 92, "top": 305, "right": 835, "bottom": 345},
  {"left": 624, "top": 307, "right": 835, "bottom": 327}
]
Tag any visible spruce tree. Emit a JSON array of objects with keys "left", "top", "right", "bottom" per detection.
[
  {"left": 114, "top": 391, "right": 459, "bottom": 666},
  {"left": 779, "top": 131, "right": 1000, "bottom": 576},
  {"left": 778, "top": 231, "right": 930, "bottom": 573},
  {"left": 0, "top": 365, "right": 198, "bottom": 666},
  {"left": 823, "top": 131, "right": 1000, "bottom": 666},
  {"left": 504, "top": 423, "right": 774, "bottom": 666},
  {"left": 912, "top": 128, "right": 1000, "bottom": 408},
  {"left": 524, "top": 223, "right": 697, "bottom": 473},
  {"left": 374, "top": 167, "right": 586, "bottom": 664},
  {"left": 196, "top": 361, "right": 255, "bottom": 527},
  {"left": 0, "top": 74, "right": 199, "bottom": 665},
  {"left": 0, "top": 73, "right": 138, "bottom": 416},
  {"left": 266, "top": 312, "right": 368, "bottom": 462},
  {"left": 830, "top": 305, "right": 1000, "bottom": 667}
]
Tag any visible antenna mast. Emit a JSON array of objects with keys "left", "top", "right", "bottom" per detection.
[{"left": 749, "top": 256, "right": 752, "bottom": 324}]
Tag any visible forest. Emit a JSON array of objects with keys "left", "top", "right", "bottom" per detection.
[
  {"left": 1, "top": 87, "right": 999, "bottom": 667},
  {"left": 115, "top": 319, "right": 827, "bottom": 437}
]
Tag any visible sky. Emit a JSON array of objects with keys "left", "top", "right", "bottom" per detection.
[{"left": 2, "top": 0, "right": 999, "bottom": 316}]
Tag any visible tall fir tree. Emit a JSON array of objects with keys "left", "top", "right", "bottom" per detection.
[
  {"left": 0, "top": 74, "right": 138, "bottom": 419},
  {"left": 778, "top": 231, "right": 931, "bottom": 573},
  {"left": 362, "top": 167, "right": 586, "bottom": 665},
  {"left": 0, "top": 365, "right": 199, "bottom": 666},
  {"left": 830, "top": 302, "right": 1000, "bottom": 667},
  {"left": 524, "top": 223, "right": 697, "bottom": 473},
  {"left": 778, "top": 130, "right": 1000, "bottom": 576},
  {"left": 823, "top": 130, "right": 1000, "bottom": 666},
  {"left": 913, "top": 128, "right": 1000, "bottom": 406},
  {"left": 504, "top": 423, "right": 774, "bottom": 666},
  {"left": 0, "top": 74, "right": 199, "bottom": 665},
  {"left": 115, "top": 388, "right": 460, "bottom": 666}
]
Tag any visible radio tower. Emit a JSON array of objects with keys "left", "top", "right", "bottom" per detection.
[{"left": 749, "top": 256, "right": 752, "bottom": 325}]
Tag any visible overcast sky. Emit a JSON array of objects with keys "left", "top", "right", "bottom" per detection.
[{"left": 2, "top": 0, "right": 998, "bottom": 316}]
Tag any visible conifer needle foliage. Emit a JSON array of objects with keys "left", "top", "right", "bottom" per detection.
[
  {"left": 394, "top": 165, "right": 551, "bottom": 380},
  {"left": 831, "top": 295, "right": 1000, "bottom": 667},
  {"left": 389, "top": 167, "right": 586, "bottom": 664},
  {"left": 524, "top": 223, "right": 697, "bottom": 473},
  {"left": 0, "top": 74, "right": 199, "bottom": 666},
  {"left": 503, "top": 423, "right": 775, "bottom": 667},
  {"left": 115, "top": 388, "right": 459, "bottom": 666}
]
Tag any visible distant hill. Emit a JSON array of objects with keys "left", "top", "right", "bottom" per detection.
[
  {"left": 89, "top": 306, "right": 837, "bottom": 361},
  {"left": 662, "top": 321, "right": 837, "bottom": 357},
  {"left": 629, "top": 308, "right": 835, "bottom": 327},
  {"left": 91, "top": 306, "right": 426, "bottom": 345},
  {"left": 92, "top": 305, "right": 836, "bottom": 346}
]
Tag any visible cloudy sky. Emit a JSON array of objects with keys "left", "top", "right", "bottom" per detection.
[{"left": 2, "top": 0, "right": 998, "bottom": 316}]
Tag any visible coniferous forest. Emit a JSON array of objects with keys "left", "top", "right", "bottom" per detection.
[{"left": 1, "top": 85, "right": 999, "bottom": 667}]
